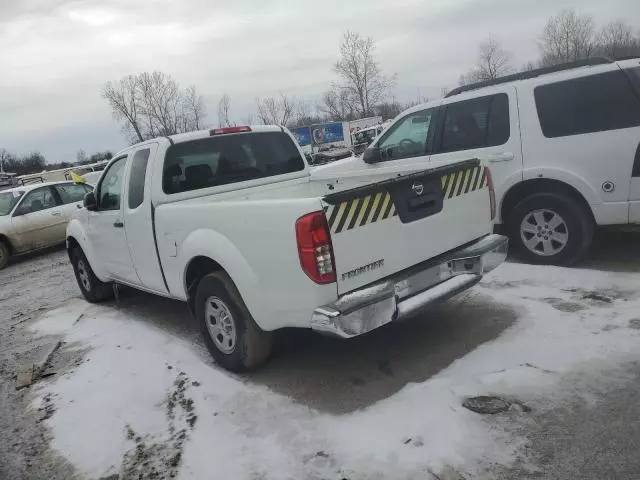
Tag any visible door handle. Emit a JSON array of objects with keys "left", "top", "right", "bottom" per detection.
[
  {"left": 488, "top": 152, "right": 514, "bottom": 163},
  {"left": 50, "top": 211, "right": 62, "bottom": 216},
  {"left": 113, "top": 221, "right": 124, "bottom": 228},
  {"left": 76, "top": 204, "right": 83, "bottom": 209}
]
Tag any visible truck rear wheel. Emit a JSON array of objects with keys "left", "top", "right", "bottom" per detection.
[
  {"left": 71, "top": 247, "right": 114, "bottom": 303},
  {"left": 0, "top": 240, "right": 9, "bottom": 270},
  {"left": 195, "top": 272, "right": 273, "bottom": 372},
  {"left": 508, "top": 192, "right": 593, "bottom": 266}
]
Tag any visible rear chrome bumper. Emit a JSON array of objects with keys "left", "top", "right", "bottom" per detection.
[{"left": 311, "top": 234, "right": 508, "bottom": 338}]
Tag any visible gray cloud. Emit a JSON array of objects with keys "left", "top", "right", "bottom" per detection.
[{"left": 0, "top": 0, "right": 638, "bottom": 163}]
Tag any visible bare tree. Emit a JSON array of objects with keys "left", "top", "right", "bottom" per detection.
[
  {"left": 182, "top": 85, "right": 206, "bottom": 131},
  {"left": 255, "top": 92, "right": 296, "bottom": 126},
  {"left": 333, "top": 31, "right": 395, "bottom": 117},
  {"left": 102, "top": 71, "right": 207, "bottom": 143},
  {"left": 0, "top": 149, "right": 12, "bottom": 172},
  {"left": 102, "top": 75, "right": 145, "bottom": 142},
  {"left": 217, "top": 93, "right": 232, "bottom": 127},
  {"left": 595, "top": 20, "right": 640, "bottom": 58},
  {"left": 459, "top": 36, "right": 512, "bottom": 86},
  {"left": 76, "top": 149, "right": 88, "bottom": 164},
  {"left": 539, "top": 9, "right": 595, "bottom": 66},
  {"left": 318, "top": 88, "right": 355, "bottom": 121}
]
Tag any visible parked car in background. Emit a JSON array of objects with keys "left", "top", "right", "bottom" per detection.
[
  {"left": 0, "top": 181, "right": 93, "bottom": 269},
  {"left": 352, "top": 124, "right": 384, "bottom": 155},
  {"left": 66, "top": 125, "right": 506, "bottom": 371},
  {"left": 362, "top": 57, "right": 640, "bottom": 265}
]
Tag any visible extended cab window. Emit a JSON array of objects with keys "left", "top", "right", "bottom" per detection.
[
  {"left": 162, "top": 132, "right": 305, "bottom": 194},
  {"left": 97, "top": 157, "right": 127, "bottom": 210},
  {"left": 378, "top": 109, "right": 433, "bottom": 161},
  {"left": 128, "top": 148, "right": 150, "bottom": 209},
  {"left": 535, "top": 70, "right": 640, "bottom": 138},
  {"left": 437, "top": 93, "right": 509, "bottom": 153}
]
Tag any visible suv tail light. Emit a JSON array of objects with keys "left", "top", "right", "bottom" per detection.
[
  {"left": 485, "top": 167, "right": 496, "bottom": 220},
  {"left": 295, "top": 211, "right": 336, "bottom": 284}
]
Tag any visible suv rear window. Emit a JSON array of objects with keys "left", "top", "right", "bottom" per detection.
[
  {"left": 534, "top": 70, "right": 640, "bottom": 138},
  {"left": 162, "top": 132, "right": 305, "bottom": 194}
]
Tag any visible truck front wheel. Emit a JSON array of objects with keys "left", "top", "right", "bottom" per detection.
[
  {"left": 71, "top": 247, "right": 114, "bottom": 303},
  {"left": 195, "top": 272, "right": 273, "bottom": 372}
]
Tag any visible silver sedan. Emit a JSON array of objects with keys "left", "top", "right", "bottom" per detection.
[{"left": 0, "top": 181, "right": 93, "bottom": 269}]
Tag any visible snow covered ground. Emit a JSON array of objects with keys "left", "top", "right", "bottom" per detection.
[{"left": 28, "top": 262, "right": 640, "bottom": 479}]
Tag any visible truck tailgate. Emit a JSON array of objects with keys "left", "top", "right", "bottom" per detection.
[{"left": 323, "top": 159, "right": 491, "bottom": 295}]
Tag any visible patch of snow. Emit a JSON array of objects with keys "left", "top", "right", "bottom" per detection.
[
  {"left": 31, "top": 262, "right": 640, "bottom": 478},
  {"left": 29, "top": 299, "right": 91, "bottom": 335}
]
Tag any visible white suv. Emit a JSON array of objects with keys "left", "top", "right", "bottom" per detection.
[{"left": 365, "top": 57, "right": 640, "bottom": 265}]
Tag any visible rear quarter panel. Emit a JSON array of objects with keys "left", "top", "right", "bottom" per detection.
[{"left": 155, "top": 198, "right": 339, "bottom": 331}]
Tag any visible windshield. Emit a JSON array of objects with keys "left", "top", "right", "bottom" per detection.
[{"left": 0, "top": 190, "right": 24, "bottom": 215}]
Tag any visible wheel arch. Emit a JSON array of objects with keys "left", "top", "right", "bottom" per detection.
[
  {"left": 500, "top": 178, "right": 595, "bottom": 225},
  {"left": 0, "top": 233, "right": 14, "bottom": 255},
  {"left": 184, "top": 256, "right": 226, "bottom": 315}
]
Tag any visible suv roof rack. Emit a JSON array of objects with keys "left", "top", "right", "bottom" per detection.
[{"left": 445, "top": 57, "right": 613, "bottom": 98}]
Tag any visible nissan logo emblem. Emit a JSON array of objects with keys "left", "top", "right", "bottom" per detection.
[{"left": 412, "top": 182, "right": 424, "bottom": 196}]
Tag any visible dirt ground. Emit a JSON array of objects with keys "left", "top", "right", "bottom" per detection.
[{"left": 0, "top": 230, "right": 639, "bottom": 479}]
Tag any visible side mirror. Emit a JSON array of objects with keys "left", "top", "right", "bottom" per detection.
[
  {"left": 84, "top": 191, "right": 97, "bottom": 211},
  {"left": 363, "top": 146, "right": 382, "bottom": 164}
]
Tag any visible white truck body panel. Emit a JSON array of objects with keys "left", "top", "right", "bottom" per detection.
[{"left": 67, "top": 125, "right": 504, "bottom": 335}]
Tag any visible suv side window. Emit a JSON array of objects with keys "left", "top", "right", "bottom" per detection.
[
  {"left": 535, "top": 70, "right": 640, "bottom": 138},
  {"left": 437, "top": 93, "right": 509, "bottom": 153},
  {"left": 128, "top": 148, "right": 150, "bottom": 209},
  {"left": 378, "top": 109, "right": 434, "bottom": 161},
  {"left": 97, "top": 157, "right": 127, "bottom": 211}
]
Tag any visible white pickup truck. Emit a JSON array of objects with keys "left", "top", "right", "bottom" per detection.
[{"left": 67, "top": 125, "right": 507, "bottom": 371}]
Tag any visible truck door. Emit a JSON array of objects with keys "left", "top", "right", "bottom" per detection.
[
  {"left": 122, "top": 143, "right": 168, "bottom": 293},
  {"left": 87, "top": 155, "right": 140, "bottom": 285}
]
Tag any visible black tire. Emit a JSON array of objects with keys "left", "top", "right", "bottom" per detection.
[
  {"left": 508, "top": 192, "right": 594, "bottom": 266},
  {"left": 70, "top": 247, "right": 114, "bottom": 302},
  {"left": 0, "top": 240, "right": 9, "bottom": 270},
  {"left": 195, "top": 272, "right": 272, "bottom": 372}
]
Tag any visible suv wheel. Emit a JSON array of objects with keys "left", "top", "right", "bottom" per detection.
[
  {"left": 195, "top": 272, "right": 272, "bottom": 372},
  {"left": 0, "top": 240, "right": 9, "bottom": 270},
  {"left": 71, "top": 247, "right": 114, "bottom": 302},
  {"left": 509, "top": 192, "right": 593, "bottom": 265}
]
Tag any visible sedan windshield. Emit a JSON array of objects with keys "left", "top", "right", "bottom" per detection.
[{"left": 0, "top": 191, "right": 24, "bottom": 216}]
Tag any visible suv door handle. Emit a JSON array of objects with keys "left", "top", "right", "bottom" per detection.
[
  {"left": 488, "top": 152, "right": 514, "bottom": 163},
  {"left": 50, "top": 211, "right": 62, "bottom": 216},
  {"left": 113, "top": 221, "right": 124, "bottom": 228}
]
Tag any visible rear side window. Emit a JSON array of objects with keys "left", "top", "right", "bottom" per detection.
[
  {"left": 535, "top": 71, "right": 640, "bottom": 138},
  {"left": 438, "top": 93, "right": 509, "bottom": 153},
  {"left": 162, "top": 132, "right": 305, "bottom": 194},
  {"left": 128, "top": 148, "right": 150, "bottom": 209}
]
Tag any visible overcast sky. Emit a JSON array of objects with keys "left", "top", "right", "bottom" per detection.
[{"left": 1, "top": 0, "right": 638, "bottom": 163}]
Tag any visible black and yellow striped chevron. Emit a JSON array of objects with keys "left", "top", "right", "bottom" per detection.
[
  {"left": 325, "top": 191, "right": 397, "bottom": 234},
  {"left": 440, "top": 165, "right": 486, "bottom": 200},
  {"left": 325, "top": 165, "right": 487, "bottom": 234}
]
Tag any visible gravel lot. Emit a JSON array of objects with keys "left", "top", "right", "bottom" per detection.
[{"left": 0, "top": 230, "right": 639, "bottom": 479}]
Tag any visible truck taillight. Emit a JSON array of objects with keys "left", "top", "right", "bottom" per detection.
[
  {"left": 295, "top": 211, "right": 336, "bottom": 284},
  {"left": 485, "top": 167, "right": 496, "bottom": 220}
]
